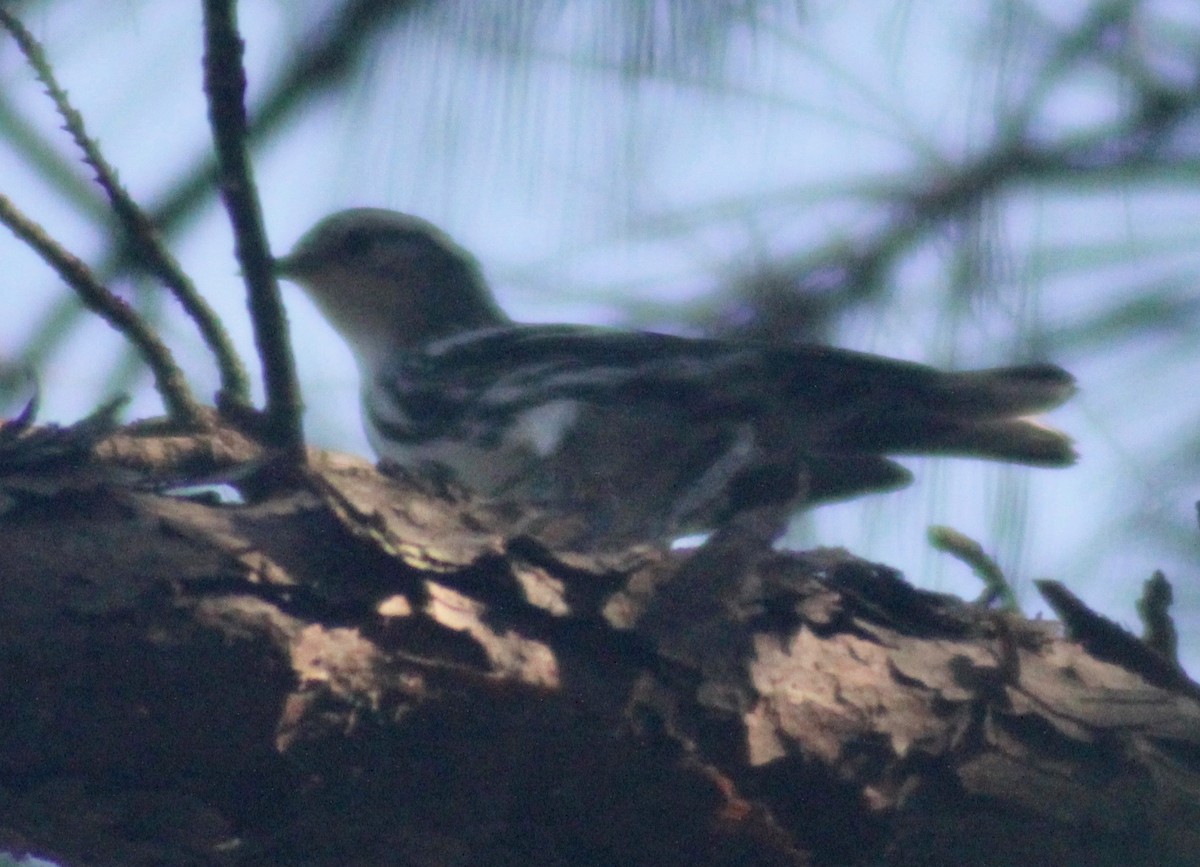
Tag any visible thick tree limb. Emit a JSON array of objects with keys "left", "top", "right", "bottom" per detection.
[{"left": 0, "top": 426, "right": 1196, "bottom": 867}]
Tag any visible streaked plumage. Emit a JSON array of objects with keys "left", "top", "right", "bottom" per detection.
[{"left": 277, "top": 208, "right": 1076, "bottom": 544}]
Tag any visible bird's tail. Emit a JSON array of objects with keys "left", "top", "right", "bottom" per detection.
[
  {"left": 923, "top": 363, "right": 1077, "bottom": 419},
  {"left": 823, "top": 362, "right": 1078, "bottom": 467},
  {"left": 886, "top": 414, "right": 1077, "bottom": 466}
]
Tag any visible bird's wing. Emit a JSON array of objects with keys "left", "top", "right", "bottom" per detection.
[
  {"left": 372, "top": 324, "right": 1076, "bottom": 465},
  {"left": 367, "top": 326, "right": 780, "bottom": 536},
  {"left": 366, "top": 324, "right": 1075, "bottom": 542},
  {"left": 372, "top": 325, "right": 764, "bottom": 441}
]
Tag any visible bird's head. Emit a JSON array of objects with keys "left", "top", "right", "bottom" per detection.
[{"left": 275, "top": 208, "right": 508, "bottom": 370}]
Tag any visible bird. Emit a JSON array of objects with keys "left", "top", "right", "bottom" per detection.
[{"left": 275, "top": 208, "right": 1076, "bottom": 547}]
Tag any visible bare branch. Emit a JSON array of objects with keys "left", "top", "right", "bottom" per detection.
[
  {"left": 202, "top": 0, "right": 303, "bottom": 454},
  {"left": 3, "top": 0, "right": 426, "bottom": 416},
  {"left": 0, "top": 195, "right": 202, "bottom": 427},
  {"left": 0, "top": 6, "right": 251, "bottom": 409}
]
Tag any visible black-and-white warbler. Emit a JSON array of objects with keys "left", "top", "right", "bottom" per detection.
[{"left": 276, "top": 208, "right": 1075, "bottom": 545}]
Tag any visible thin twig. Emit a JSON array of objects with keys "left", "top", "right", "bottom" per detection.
[
  {"left": 0, "top": 6, "right": 251, "bottom": 409},
  {"left": 1136, "top": 570, "right": 1178, "bottom": 665},
  {"left": 202, "top": 0, "right": 304, "bottom": 455},
  {"left": 928, "top": 525, "right": 1019, "bottom": 611},
  {"left": 0, "top": 194, "right": 202, "bottom": 426},
  {"left": 0, "top": 90, "right": 107, "bottom": 221}
]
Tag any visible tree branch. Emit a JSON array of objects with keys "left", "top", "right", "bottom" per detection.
[
  {"left": 1, "top": 441, "right": 1197, "bottom": 865},
  {"left": 0, "top": 195, "right": 202, "bottom": 427},
  {"left": 202, "top": 0, "right": 303, "bottom": 452},
  {"left": 0, "top": 6, "right": 251, "bottom": 410},
  {"left": 4, "top": 0, "right": 423, "bottom": 417}
]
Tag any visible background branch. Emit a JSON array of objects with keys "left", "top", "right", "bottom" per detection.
[
  {"left": 0, "top": 0, "right": 422, "bottom": 416},
  {"left": 0, "top": 195, "right": 201, "bottom": 425},
  {"left": 202, "top": 0, "right": 302, "bottom": 450},
  {"left": 0, "top": 6, "right": 251, "bottom": 409}
]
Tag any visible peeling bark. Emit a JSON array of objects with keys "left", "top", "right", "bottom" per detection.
[{"left": 0, "top": 424, "right": 1196, "bottom": 867}]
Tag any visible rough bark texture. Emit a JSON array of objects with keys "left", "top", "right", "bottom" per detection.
[{"left": 0, "top": 422, "right": 1197, "bottom": 867}]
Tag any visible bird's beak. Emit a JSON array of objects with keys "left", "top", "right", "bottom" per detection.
[
  {"left": 272, "top": 254, "right": 296, "bottom": 278},
  {"left": 274, "top": 248, "right": 323, "bottom": 281}
]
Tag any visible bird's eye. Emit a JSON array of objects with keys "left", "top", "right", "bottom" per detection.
[{"left": 340, "top": 228, "right": 376, "bottom": 260}]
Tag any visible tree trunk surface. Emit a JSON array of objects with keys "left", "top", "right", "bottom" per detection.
[{"left": 0, "top": 423, "right": 1197, "bottom": 867}]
